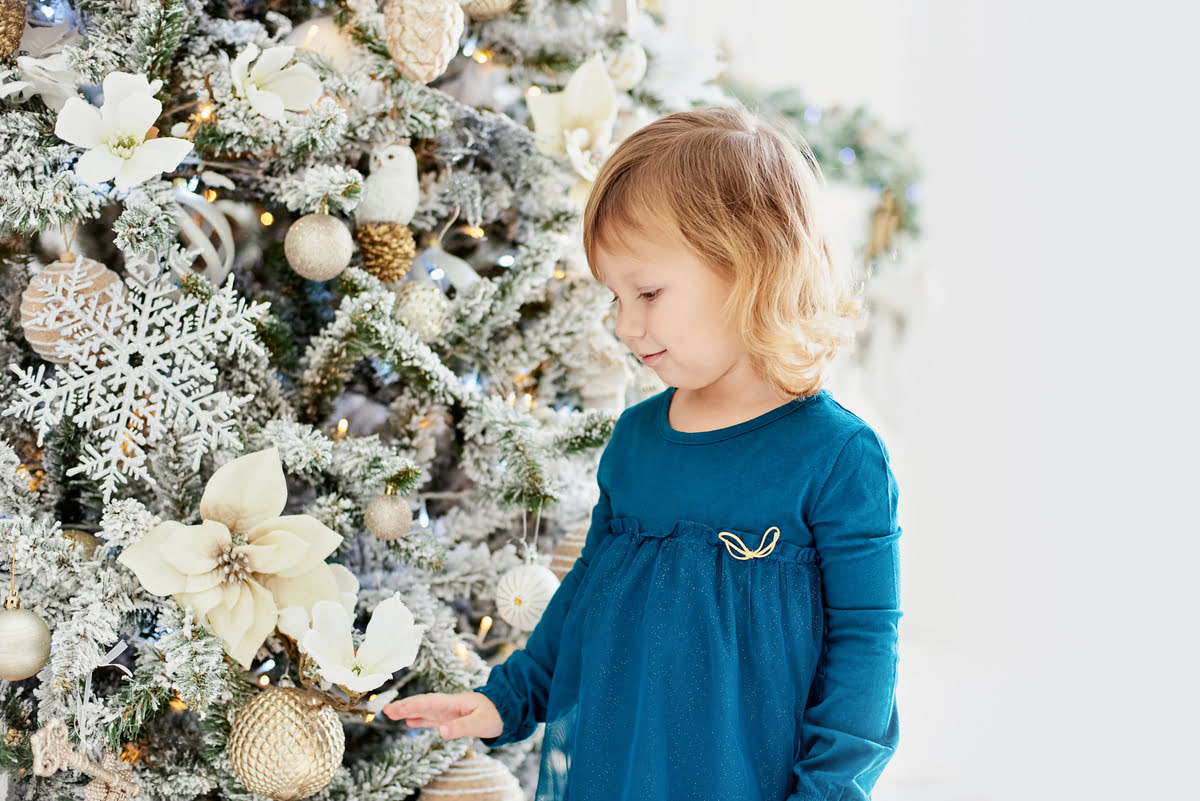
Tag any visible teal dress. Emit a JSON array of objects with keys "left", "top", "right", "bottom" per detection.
[{"left": 476, "top": 387, "right": 902, "bottom": 800}]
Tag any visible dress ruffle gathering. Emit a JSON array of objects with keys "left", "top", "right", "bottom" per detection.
[{"left": 476, "top": 388, "right": 902, "bottom": 801}]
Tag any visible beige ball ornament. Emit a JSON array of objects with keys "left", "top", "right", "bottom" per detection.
[
  {"left": 383, "top": 0, "right": 465, "bottom": 85},
  {"left": 461, "top": 0, "right": 517, "bottom": 19},
  {"left": 20, "top": 252, "right": 124, "bottom": 364},
  {"left": 284, "top": 213, "right": 354, "bottom": 281},
  {"left": 421, "top": 749, "right": 523, "bottom": 800},
  {"left": 0, "top": 590, "right": 52, "bottom": 682},
  {"left": 364, "top": 491, "right": 413, "bottom": 541},
  {"left": 495, "top": 563, "right": 559, "bottom": 631},
  {"left": 549, "top": 527, "right": 589, "bottom": 580},
  {"left": 228, "top": 687, "right": 345, "bottom": 801}
]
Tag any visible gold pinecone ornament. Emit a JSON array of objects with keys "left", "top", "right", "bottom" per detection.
[
  {"left": 383, "top": 0, "right": 465, "bottom": 84},
  {"left": 356, "top": 221, "right": 416, "bottom": 283},
  {"left": 421, "top": 749, "right": 523, "bottom": 801},
  {"left": 228, "top": 687, "right": 345, "bottom": 801},
  {"left": 0, "top": 0, "right": 24, "bottom": 61}
]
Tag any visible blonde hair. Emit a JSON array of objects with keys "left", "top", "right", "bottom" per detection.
[{"left": 583, "top": 106, "right": 865, "bottom": 398}]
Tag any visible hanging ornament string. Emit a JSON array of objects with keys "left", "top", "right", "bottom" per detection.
[
  {"left": 59, "top": 220, "right": 79, "bottom": 260},
  {"left": 433, "top": 204, "right": 460, "bottom": 248}
]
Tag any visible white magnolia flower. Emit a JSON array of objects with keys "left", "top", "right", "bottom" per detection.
[
  {"left": 54, "top": 72, "right": 192, "bottom": 191},
  {"left": 0, "top": 23, "right": 82, "bottom": 111},
  {"left": 118, "top": 448, "right": 344, "bottom": 668},
  {"left": 230, "top": 43, "right": 322, "bottom": 121},
  {"left": 301, "top": 594, "right": 426, "bottom": 695}
]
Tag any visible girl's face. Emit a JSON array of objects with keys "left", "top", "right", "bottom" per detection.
[{"left": 594, "top": 231, "right": 755, "bottom": 403}]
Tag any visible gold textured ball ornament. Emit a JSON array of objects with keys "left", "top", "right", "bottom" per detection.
[
  {"left": 0, "top": 592, "right": 52, "bottom": 682},
  {"left": 21, "top": 253, "right": 124, "bottom": 364},
  {"left": 461, "top": 0, "right": 517, "bottom": 19},
  {"left": 549, "top": 527, "right": 588, "bottom": 580},
  {"left": 393, "top": 281, "right": 450, "bottom": 342},
  {"left": 364, "top": 492, "right": 413, "bottom": 541},
  {"left": 356, "top": 221, "right": 416, "bottom": 283},
  {"left": 421, "top": 749, "right": 523, "bottom": 801},
  {"left": 0, "top": 0, "right": 24, "bottom": 61},
  {"left": 284, "top": 213, "right": 355, "bottom": 282},
  {"left": 228, "top": 687, "right": 345, "bottom": 801},
  {"left": 383, "top": 0, "right": 465, "bottom": 84},
  {"left": 494, "top": 564, "right": 560, "bottom": 631}
]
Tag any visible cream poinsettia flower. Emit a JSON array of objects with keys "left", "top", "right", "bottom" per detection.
[
  {"left": 277, "top": 562, "right": 359, "bottom": 642},
  {"left": 527, "top": 52, "right": 619, "bottom": 188},
  {"left": 301, "top": 595, "right": 426, "bottom": 695},
  {"left": 118, "top": 448, "right": 344, "bottom": 668},
  {"left": 230, "top": 43, "right": 322, "bottom": 121},
  {"left": 54, "top": 72, "right": 192, "bottom": 191}
]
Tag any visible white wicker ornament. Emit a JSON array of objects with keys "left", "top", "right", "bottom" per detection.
[
  {"left": 383, "top": 0, "right": 465, "bottom": 85},
  {"left": 228, "top": 687, "right": 345, "bottom": 801},
  {"left": 606, "top": 41, "right": 648, "bottom": 91},
  {"left": 549, "top": 527, "right": 589, "bottom": 580},
  {"left": 421, "top": 749, "right": 523, "bottom": 800},
  {"left": 355, "top": 142, "right": 420, "bottom": 225},
  {"left": 394, "top": 281, "right": 450, "bottom": 341},
  {"left": 364, "top": 492, "right": 413, "bottom": 541},
  {"left": 0, "top": 588, "right": 51, "bottom": 681},
  {"left": 20, "top": 253, "right": 124, "bottom": 364},
  {"left": 284, "top": 213, "right": 354, "bottom": 281},
  {"left": 460, "top": 0, "right": 516, "bottom": 19},
  {"left": 494, "top": 564, "right": 559, "bottom": 631}
]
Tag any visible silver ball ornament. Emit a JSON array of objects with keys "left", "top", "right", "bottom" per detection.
[
  {"left": 364, "top": 493, "right": 413, "bottom": 541},
  {"left": 284, "top": 213, "right": 354, "bottom": 281},
  {"left": 0, "top": 597, "right": 51, "bottom": 681}
]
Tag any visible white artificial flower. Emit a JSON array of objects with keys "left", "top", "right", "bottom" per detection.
[
  {"left": 301, "top": 594, "right": 426, "bottom": 695},
  {"left": 277, "top": 562, "right": 359, "bottom": 641},
  {"left": 118, "top": 448, "right": 345, "bottom": 668},
  {"left": 229, "top": 43, "right": 322, "bottom": 121},
  {"left": 53, "top": 72, "right": 192, "bottom": 192},
  {"left": 526, "top": 53, "right": 619, "bottom": 203},
  {"left": 0, "top": 23, "right": 82, "bottom": 111}
]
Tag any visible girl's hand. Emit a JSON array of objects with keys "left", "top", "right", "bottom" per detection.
[{"left": 382, "top": 692, "right": 503, "bottom": 740}]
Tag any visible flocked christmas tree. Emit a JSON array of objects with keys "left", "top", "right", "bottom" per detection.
[{"left": 0, "top": 1, "right": 921, "bottom": 799}]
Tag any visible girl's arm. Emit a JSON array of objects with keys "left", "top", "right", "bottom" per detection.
[
  {"left": 472, "top": 471, "right": 614, "bottom": 747},
  {"left": 791, "top": 425, "right": 903, "bottom": 801}
]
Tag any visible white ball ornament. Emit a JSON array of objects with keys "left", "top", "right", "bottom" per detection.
[
  {"left": 495, "top": 564, "right": 560, "bottom": 631},
  {"left": 417, "top": 244, "right": 479, "bottom": 291},
  {"left": 0, "top": 592, "right": 51, "bottom": 682},
  {"left": 606, "top": 41, "right": 648, "bottom": 91},
  {"left": 393, "top": 282, "right": 450, "bottom": 341},
  {"left": 284, "top": 213, "right": 354, "bottom": 281}
]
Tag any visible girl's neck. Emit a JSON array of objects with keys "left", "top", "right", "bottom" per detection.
[{"left": 668, "top": 382, "right": 799, "bottom": 434}]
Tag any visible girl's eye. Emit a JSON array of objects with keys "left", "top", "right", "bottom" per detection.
[
  {"left": 639, "top": 289, "right": 661, "bottom": 301},
  {"left": 609, "top": 294, "right": 618, "bottom": 304}
]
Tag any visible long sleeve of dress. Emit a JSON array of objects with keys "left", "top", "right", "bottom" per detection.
[
  {"left": 474, "top": 472, "right": 614, "bottom": 748},
  {"left": 789, "top": 426, "right": 903, "bottom": 801}
]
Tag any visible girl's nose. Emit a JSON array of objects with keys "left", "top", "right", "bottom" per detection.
[{"left": 613, "top": 304, "right": 643, "bottom": 341}]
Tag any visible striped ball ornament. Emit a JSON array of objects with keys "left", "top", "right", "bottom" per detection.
[
  {"left": 549, "top": 527, "right": 588, "bottom": 580},
  {"left": 421, "top": 749, "right": 523, "bottom": 801}
]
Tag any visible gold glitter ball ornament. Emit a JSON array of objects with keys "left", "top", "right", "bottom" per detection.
[
  {"left": 228, "top": 687, "right": 345, "bottom": 801},
  {"left": 284, "top": 213, "right": 354, "bottom": 282},
  {"left": 421, "top": 749, "right": 523, "bottom": 801},
  {"left": 0, "top": 593, "right": 52, "bottom": 682},
  {"left": 356, "top": 221, "right": 416, "bottom": 283},
  {"left": 393, "top": 281, "right": 449, "bottom": 341},
  {"left": 461, "top": 0, "right": 516, "bottom": 19},
  {"left": 21, "top": 254, "right": 124, "bottom": 364},
  {"left": 549, "top": 527, "right": 588, "bottom": 580},
  {"left": 383, "top": 0, "right": 465, "bottom": 84},
  {"left": 494, "top": 564, "right": 559, "bottom": 631},
  {"left": 364, "top": 493, "right": 413, "bottom": 541},
  {"left": 0, "top": 0, "right": 24, "bottom": 61}
]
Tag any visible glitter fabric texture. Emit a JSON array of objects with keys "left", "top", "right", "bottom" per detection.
[{"left": 476, "top": 387, "right": 902, "bottom": 801}]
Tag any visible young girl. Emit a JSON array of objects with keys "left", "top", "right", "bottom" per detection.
[{"left": 384, "top": 106, "right": 902, "bottom": 801}]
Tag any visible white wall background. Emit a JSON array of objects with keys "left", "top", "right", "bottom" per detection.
[{"left": 662, "top": 2, "right": 1200, "bottom": 798}]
